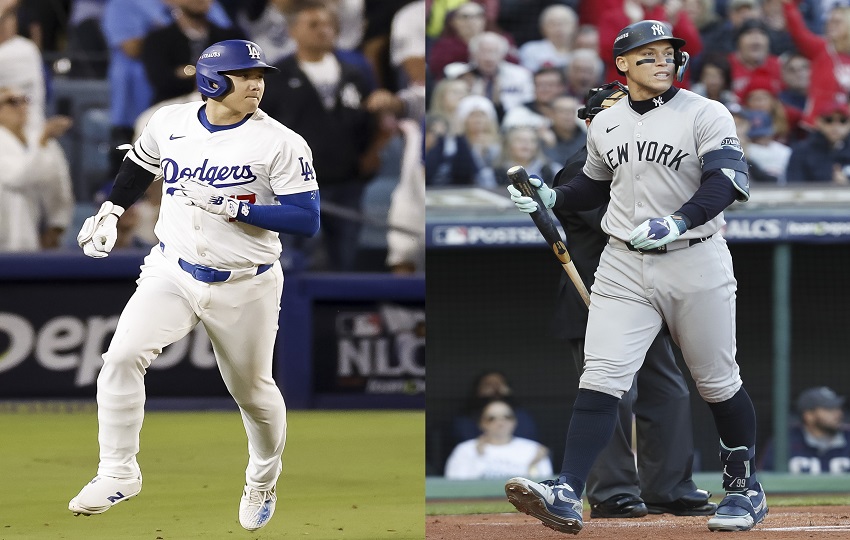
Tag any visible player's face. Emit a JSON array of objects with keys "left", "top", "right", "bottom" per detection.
[
  {"left": 221, "top": 68, "right": 265, "bottom": 114},
  {"left": 618, "top": 42, "right": 674, "bottom": 100}
]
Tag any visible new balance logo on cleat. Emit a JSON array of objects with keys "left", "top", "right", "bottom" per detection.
[{"left": 107, "top": 492, "right": 127, "bottom": 503}]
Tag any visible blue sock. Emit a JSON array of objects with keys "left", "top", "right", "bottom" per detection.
[{"left": 559, "top": 389, "right": 620, "bottom": 496}]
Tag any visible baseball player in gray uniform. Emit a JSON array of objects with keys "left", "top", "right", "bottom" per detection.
[
  {"left": 68, "top": 40, "right": 320, "bottom": 532},
  {"left": 552, "top": 82, "right": 715, "bottom": 519},
  {"left": 504, "top": 21, "right": 767, "bottom": 534}
]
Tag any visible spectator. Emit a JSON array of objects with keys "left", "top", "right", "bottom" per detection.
[
  {"left": 699, "top": 0, "right": 761, "bottom": 60},
  {"left": 563, "top": 48, "right": 603, "bottom": 100},
  {"left": 573, "top": 24, "right": 600, "bottom": 54},
  {"left": 262, "top": 0, "right": 379, "bottom": 271},
  {"left": 233, "top": 0, "right": 295, "bottom": 66},
  {"left": 385, "top": 118, "right": 425, "bottom": 274},
  {"left": 15, "top": 0, "right": 70, "bottom": 55},
  {"left": 502, "top": 66, "right": 566, "bottom": 129},
  {"left": 426, "top": 0, "right": 467, "bottom": 39},
  {"left": 141, "top": 0, "right": 245, "bottom": 105},
  {"left": 497, "top": 0, "right": 570, "bottom": 45},
  {"left": 518, "top": 4, "right": 578, "bottom": 73},
  {"left": 495, "top": 125, "right": 560, "bottom": 186},
  {"left": 454, "top": 94, "right": 500, "bottom": 185},
  {"left": 451, "top": 369, "right": 541, "bottom": 447},
  {"left": 100, "top": 0, "right": 232, "bottom": 181},
  {"left": 65, "top": 0, "right": 109, "bottom": 78},
  {"left": 464, "top": 31, "right": 535, "bottom": 117},
  {"left": 328, "top": 0, "right": 365, "bottom": 53},
  {"left": 428, "top": 2, "right": 487, "bottom": 84},
  {"left": 786, "top": 100, "right": 850, "bottom": 183},
  {"left": 0, "top": 0, "right": 45, "bottom": 140},
  {"left": 390, "top": 0, "right": 426, "bottom": 89},
  {"left": 779, "top": 53, "right": 811, "bottom": 114},
  {"left": 743, "top": 109, "right": 792, "bottom": 184},
  {"left": 761, "top": 0, "right": 795, "bottom": 56},
  {"left": 0, "top": 86, "right": 74, "bottom": 252},
  {"left": 691, "top": 52, "right": 738, "bottom": 106},
  {"left": 728, "top": 18, "right": 784, "bottom": 101},
  {"left": 761, "top": 387, "right": 850, "bottom": 474},
  {"left": 739, "top": 71, "right": 796, "bottom": 144},
  {"left": 428, "top": 77, "right": 471, "bottom": 131},
  {"left": 543, "top": 95, "right": 586, "bottom": 163},
  {"left": 445, "top": 399, "right": 553, "bottom": 481},
  {"left": 782, "top": 1, "right": 850, "bottom": 129}
]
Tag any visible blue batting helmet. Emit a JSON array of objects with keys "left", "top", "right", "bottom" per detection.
[{"left": 195, "top": 40, "right": 278, "bottom": 98}]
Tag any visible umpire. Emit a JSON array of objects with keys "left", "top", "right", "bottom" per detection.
[{"left": 549, "top": 82, "right": 716, "bottom": 518}]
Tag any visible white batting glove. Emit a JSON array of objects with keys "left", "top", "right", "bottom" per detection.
[
  {"left": 628, "top": 215, "right": 688, "bottom": 250},
  {"left": 506, "top": 175, "right": 556, "bottom": 213},
  {"left": 172, "top": 178, "right": 240, "bottom": 218},
  {"left": 77, "top": 201, "right": 125, "bottom": 258}
]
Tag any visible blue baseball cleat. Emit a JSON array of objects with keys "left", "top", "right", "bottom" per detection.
[
  {"left": 505, "top": 476, "right": 583, "bottom": 534},
  {"left": 707, "top": 482, "right": 768, "bottom": 532}
]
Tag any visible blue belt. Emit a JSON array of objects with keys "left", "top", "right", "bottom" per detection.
[{"left": 161, "top": 242, "right": 272, "bottom": 283}]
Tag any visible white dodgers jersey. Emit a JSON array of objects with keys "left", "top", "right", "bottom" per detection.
[{"left": 127, "top": 102, "right": 319, "bottom": 269}]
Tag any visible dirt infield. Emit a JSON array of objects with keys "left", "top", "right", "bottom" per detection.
[{"left": 426, "top": 507, "right": 850, "bottom": 539}]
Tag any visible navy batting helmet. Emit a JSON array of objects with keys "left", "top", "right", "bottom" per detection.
[
  {"left": 577, "top": 81, "right": 628, "bottom": 120},
  {"left": 612, "top": 20, "right": 687, "bottom": 77},
  {"left": 195, "top": 40, "right": 278, "bottom": 98}
]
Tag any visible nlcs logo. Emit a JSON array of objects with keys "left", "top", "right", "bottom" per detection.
[{"left": 246, "top": 43, "right": 261, "bottom": 59}]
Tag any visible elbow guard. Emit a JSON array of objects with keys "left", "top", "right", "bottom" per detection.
[{"left": 700, "top": 147, "right": 750, "bottom": 202}]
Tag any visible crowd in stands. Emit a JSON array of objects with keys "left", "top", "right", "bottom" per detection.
[
  {"left": 0, "top": 0, "right": 425, "bottom": 275},
  {"left": 425, "top": 0, "right": 850, "bottom": 190}
]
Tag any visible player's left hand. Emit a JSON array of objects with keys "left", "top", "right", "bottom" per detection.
[
  {"left": 172, "top": 178, "right": 240, "bottom": 218},
  {"left": 628, "top": 215, "right": 688, "bottom": 250}
]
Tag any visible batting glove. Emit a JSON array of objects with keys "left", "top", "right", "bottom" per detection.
[
  {"left": 77, "top": 201, "right": 125, "bottom": 258},
  {"left": 506, "top": 175, "right": 556, "bottom": 213},
  {"left": 172, "top": 178, "right": 241, "bottom": 218},
  {"left": 628, "top": 215, "right": 688, "bottom": 250}
]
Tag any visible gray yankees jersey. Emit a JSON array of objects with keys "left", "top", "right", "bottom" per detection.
[{"left": 583, "top": 89, "right": 740, "bottom": 242}]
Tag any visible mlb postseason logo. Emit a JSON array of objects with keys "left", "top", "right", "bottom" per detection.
[{"left": 246, "top": 42, "right": 261, "bottom": 59}]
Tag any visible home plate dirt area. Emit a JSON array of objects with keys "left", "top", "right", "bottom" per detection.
[{"left": 426, "top": 507, "right": 850, "bottom": 539}]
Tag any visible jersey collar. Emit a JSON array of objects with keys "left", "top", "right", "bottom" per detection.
[
  {"left": 197, "top": 104, "right": 253, "bottom": 133},
  {"left": 628, "top": 86, "right": 679, "bottom": 115}
]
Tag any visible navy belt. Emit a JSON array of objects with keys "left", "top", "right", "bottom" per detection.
[
  {"left": 160, "top": 242, "right": 272, "bottom": 283},
  {"left": 625, "top": 235, "right": 712, "bottom": 254}
]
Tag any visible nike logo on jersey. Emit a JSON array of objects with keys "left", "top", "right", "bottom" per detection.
[
  {"left": 606, "top": 125, "right": 619, "bottom": 133},
  {"left": 169, "top": 134, "right": 186, "bottom": 140}
]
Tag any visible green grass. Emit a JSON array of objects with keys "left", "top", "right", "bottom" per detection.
[
  {"left": 426, "top": 493, "right": 850, "bottom": 516},
  {"left": 0, "top": 408, "right": 424, "bottom": 539}
]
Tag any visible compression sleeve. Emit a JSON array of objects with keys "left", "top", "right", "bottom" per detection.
[
  {"left": 675, "top": 169, "right": 737, "bottom": 229},
  {"left": 552, "top": 170, "right": 612, "bottom": 211},
  {"left": 234, "top": 190, "right": 321, "bottom": 236},
  {"left": 107, "top": 158, "right": 157, "bottom": 209}
]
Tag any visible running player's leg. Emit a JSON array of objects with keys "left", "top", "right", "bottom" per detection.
[
  {"left": 203, "top": 263, "right": 286, "bottom": 491},
  {"left": 97, "top": 254, "right": 200, "bottom": 479}
]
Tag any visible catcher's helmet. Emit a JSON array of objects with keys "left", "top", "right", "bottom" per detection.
[
  {"left": 612, "top": 20, "right": 687, "bottom": 77},
  {"left": 195, "top": 40, "right": 278, "bottom": 98},
  {"left": 577, "top": 81, "right": 629, "bottom": 120}
]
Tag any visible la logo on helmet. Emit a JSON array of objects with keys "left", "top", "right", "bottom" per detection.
[{"left": 246, "top": 43, "right": 261, "bottom": 59}]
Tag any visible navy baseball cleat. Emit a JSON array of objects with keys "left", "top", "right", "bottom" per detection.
[
  {"left": 707, "top": 482, "right": 768, "bottom": 532},
  {"left": 505, "top": 476, "right": 583, "bottom": 534}
]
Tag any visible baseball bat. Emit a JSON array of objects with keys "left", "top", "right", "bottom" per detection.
[{"left": 508, "top": 165, "right": 591, "bottom": 308}]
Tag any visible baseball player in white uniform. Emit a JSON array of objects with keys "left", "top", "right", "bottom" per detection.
[
  {"left": 69, "top": 40, "right": 320, "bottom": 532},
  {"left": 505, "top": 21, "right": 767, "bottom": 534}
]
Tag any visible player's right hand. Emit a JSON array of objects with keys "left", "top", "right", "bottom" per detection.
[
  {"left": 77, "top": 201, "right": 125, "bottom": 258},
  {"left": 506, "top": 175, "right": 556, "bottom": 213}
]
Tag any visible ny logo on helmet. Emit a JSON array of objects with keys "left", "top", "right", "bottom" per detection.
[
  {"left": 246, "top": 43, "right": 261, "bottom": 59},
  {"left": 651, "top": 24, "right": 665, "bottom": 36}
]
